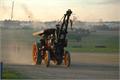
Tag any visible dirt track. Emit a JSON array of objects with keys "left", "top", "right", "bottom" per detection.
[{"left": 4, "top": 53, "right": 119, "bottom": 79}]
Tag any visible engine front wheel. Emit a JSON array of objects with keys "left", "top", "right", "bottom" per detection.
[
  {"left": 44, "top": 50, "right": 50, "bottom": 67},
  {"left": 32, "top": 42, "right": 42, "bottom": 65},
  {"left": 64, "top": 51, "right": 71, "bottom": 67}
]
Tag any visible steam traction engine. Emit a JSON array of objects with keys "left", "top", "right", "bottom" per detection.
[{"left": 32, "top": 9, "right": 72, "bottom": 67}]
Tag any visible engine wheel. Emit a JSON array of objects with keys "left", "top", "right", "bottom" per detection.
[
  {"left": 32, "top": 42, "right": 42, "bottom": 65},
  {"left": 44, "top": 50, "right": 50, "bottom": 67},
  {"left": 64, "top": 51, "right": 71, "bottom": 67}
]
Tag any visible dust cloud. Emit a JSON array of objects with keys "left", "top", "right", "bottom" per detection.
[
  {"left": 2, "top": 43, "right": 33, "bottom": 65},
  {"left": 1, "top": 29, "right": 34, "bottom": 65}
]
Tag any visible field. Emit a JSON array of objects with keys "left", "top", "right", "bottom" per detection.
[
  {"left": 1, "top": 28, "right": 119, "bottom": 53},
  {"left": 67, "top": 30, "right": 119, "bottom": 53},
  {"left": 1, "top": 28, "right": 119, "bottom": 79}
]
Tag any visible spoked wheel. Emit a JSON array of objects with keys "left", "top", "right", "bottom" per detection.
[
  {"left": 32, "top": 42, "right": 42, "bottom": 65},
  {"left": 64, "top": 51, "right": 71, "bottom": 67},
  {"left": 44, "top": 50, "right": 50, "bottom": 67}
]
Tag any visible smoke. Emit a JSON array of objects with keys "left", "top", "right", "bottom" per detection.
[
  {"left": 20, "top": 4, "right": 48, "bottom": 30},
  {"left": 20, "top": 4, "right": 34, "bottom": 21}
]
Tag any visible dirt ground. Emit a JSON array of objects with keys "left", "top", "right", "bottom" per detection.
[{"left": 3, "top": 53, "right": 119, "bottom": 79}]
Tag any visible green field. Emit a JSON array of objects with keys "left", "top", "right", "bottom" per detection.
[
  {"left": 66, "top": 31, "right": 119, "bottom": 53},
  {"left": 1, "top": 28, "right": 119, "bottom": 53},
  {"left": 2, "top": 68, "right": 25, "bottom": 79}
]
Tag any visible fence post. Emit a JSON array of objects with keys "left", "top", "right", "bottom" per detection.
[{"left": 1, "top": 62, "right": 3, "bottom": 79}]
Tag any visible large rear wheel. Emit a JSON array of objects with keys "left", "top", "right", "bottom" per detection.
[
  {"left": 32, "top": 42, "right": 42, "bottom": 65},
  {"left": 64, "top": 51, "right": 71, "bottom": 67},
  {"left": 44, "top": 50, "right": 50, "bottom": 67}
]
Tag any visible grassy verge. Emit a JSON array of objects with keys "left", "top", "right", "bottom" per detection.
[{"left": 2, "top": 68, "right": 26, "bottom": 79}]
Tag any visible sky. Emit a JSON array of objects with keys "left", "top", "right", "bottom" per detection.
[{"left": 0, "top": 0, "right": 120, "bottom": 21}]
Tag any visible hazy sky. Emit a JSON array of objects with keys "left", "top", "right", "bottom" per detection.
[{"left": 0, "top": 0, "right": 120, "bottom": 21}]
